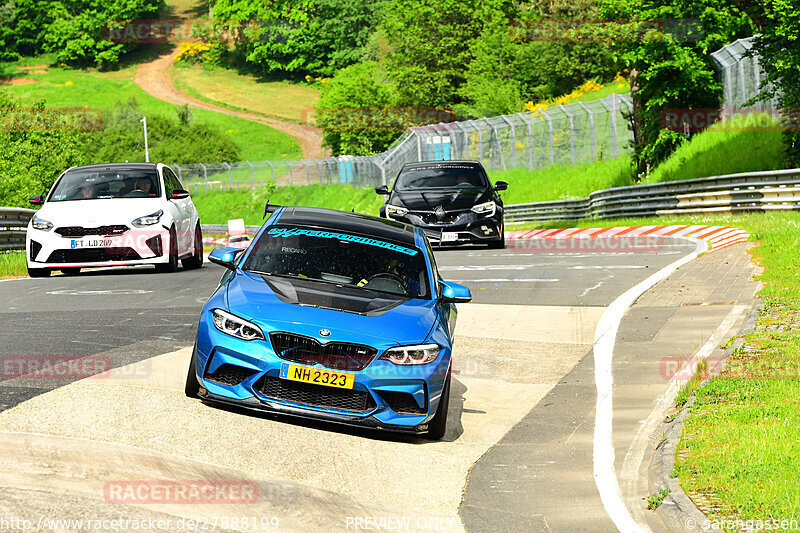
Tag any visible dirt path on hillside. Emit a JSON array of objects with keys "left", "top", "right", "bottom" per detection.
[{"left": 134, "top": 46, "right": 327, "bottom": 160}]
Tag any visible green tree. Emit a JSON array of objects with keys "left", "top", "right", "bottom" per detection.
[
  {"left": 747, "top": 1, "right": 800, "bottom": 165},
  {"left": 315, "top": 61, "right": 400, "bottom": 156},
  {"left": 380, "top": 0, "right": 487, "bottom": 109},
  {"left": 0, "top": 93, "right": 87, "bottom": 207},
  {"left": 209, "top": 0, "right": 381, "bottom": 77},
  {"left": 599, "top": 0, "right": 753, "bottom": 172},
  {"left": 456, "top": 7, "right": 524, "bottom": 117}
]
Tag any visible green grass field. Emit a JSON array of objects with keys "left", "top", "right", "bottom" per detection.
[
  {"left": 0, "top": 251, "right": 27, "bottom": 279},
  {"left": 191, "top": 184, "right": 385, "bottom": 225},
  {"left": 172, "top": 63, "right": 320, "bottom": 125},
  {"left": 1, "top": 59, "right": 301, "bottom": 161},
  {"left": 644, "top": 114, "right": 786, "bottom": 183}
]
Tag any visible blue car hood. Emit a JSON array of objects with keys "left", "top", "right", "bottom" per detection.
[{"left": 225, "top": 271, "right": 438, "bottom": 345}]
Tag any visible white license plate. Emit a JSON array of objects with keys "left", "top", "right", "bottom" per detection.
[
  {"left": 441, "top": 232, "right": 459, "bottom": 243},
  {"left": 71, "top": 238, "right": 113, "bottom": 249}
]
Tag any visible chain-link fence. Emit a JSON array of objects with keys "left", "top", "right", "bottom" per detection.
[
  {"left": 172, "top": 93, "right": 634, "bottom": 191},
  {"left": 710, "top": 36, "right": 780, "bottom": 111}
]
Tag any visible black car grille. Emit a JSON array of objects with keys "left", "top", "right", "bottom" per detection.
[
  {"left": 270, "top": 332, "right": 377, "bottom": 371},
  {"left": 377, "top": 390, "right": 427, "bottom": 414},
  {"left": 414, "top": 211, "right": 464, "bottom": 225},
  {"left": 55, "top": 225, "right": 129, "bottom": 238},
  {"left": 256, "top": 376, "right": 376, "bottom": 412},
  {"left": 46, "top": 247, "right": 140, "bottom": 263},
  {"left": 204, "top": 364, "right": 256, "bottom": 387}
]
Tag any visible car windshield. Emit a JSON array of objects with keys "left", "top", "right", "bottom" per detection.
[
  {"left": 49, "top": 168, "right": 161, "bottom": 201},
  {"left": 242, "top": 225, "right": 430, "bottom": 299},
  {"left": 394, "top": 164, "right": 488, "bottom": 190}
]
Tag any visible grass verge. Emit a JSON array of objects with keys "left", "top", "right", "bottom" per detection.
[
  {"left": 1, "top": 58, "right": 301, "bottom": 161},
  {"left": 191, "top": 184, "right": 385, "bottom": 225},
  {"left": 172, "top": 63, "right": 320, "bottom": 125},
  {"left": 516, "top": 211, "right": 800, "bottom": 523},
  {"left": 0, "top": 251, "right": 27, "bottom": 278}
]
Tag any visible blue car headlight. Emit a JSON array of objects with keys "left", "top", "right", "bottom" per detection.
[
  {"left": 379, "top": 344, "right": 441, "bottom": 365},
  {"left": 212, "top": 309, "right": 264, "bottom": 341}
]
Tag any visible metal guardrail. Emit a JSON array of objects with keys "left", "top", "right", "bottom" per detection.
[
  {"left": 504, "top": 168, "right": 800, "bottom": 224},
  {"left": 0, "top": 207, "right": 34, "bottom": 251}
]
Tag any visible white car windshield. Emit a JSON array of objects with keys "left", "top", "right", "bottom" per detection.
[{"left": 49, "top": 168, "right": 161, "bottom": 201}]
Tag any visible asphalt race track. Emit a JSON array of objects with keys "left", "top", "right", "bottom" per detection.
[{"left": 0, "top": 237, "right": 759, "bottom": 532}]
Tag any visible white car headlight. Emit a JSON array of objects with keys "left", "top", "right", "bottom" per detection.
[
  {"left": 471, "top": 201, "right": 496, "bottom": 216},
  {"left": 385, "top": 204, "right": 409, "bottom": 219},
  {"left": 212, "top": 309, "right": 264, "bottom": 341},
  {"left": 132, "top": 209, "right": 164, "bottom": 227},
  {"left": 379, "top": 344, "right": 441, "bottom": 365},
  {"left": 31, "top": 214, "right": 54, "bottom": 231}
]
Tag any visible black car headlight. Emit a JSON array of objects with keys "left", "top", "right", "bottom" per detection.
[
  {"left": 385, "top": 204, "right": 409, "bottom": 219},
  {"left": 212, "top": 309, "right": 264, "bottom": 341},
  {"left": 379, "top": 344, "right": 441, "bottom": 365},
  {"left": 470, "top": 202, "right": 496, "bottom": 217}
]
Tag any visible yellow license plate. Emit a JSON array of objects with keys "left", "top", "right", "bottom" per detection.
[{"left": 279, "top": 363, "right": 355, "bottom": 389}]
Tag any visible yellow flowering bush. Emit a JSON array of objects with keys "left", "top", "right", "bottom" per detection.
[{"left": 175, "top": 42, "right": 212, "bottom": 62}]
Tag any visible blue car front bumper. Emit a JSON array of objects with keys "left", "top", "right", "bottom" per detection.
[{"left": 192, "top": 312, "right": 451, "bottom": 434}]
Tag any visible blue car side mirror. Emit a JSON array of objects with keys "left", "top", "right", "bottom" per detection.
[
  {"left": 439, "top": 281, "right": 472, "bottom": 303},
  {"left": 209, "top": 246, "right": 244, "bottom": 270}
]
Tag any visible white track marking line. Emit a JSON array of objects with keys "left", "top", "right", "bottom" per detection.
[
  {"left": 592, "top": 237, "right": 707, "bottom": 533},
  {"left": 619, "top": 304, "right": 748, "bottom": 530}
]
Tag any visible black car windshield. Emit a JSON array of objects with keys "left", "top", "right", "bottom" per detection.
[
  {"left": 49, "top": 168, "right": 161, "bottom": 201},
  {"left": 242, "top": 225, "right": 430, "bottom": 299},
  {"left": 394, "top": 164, "right": 488, "bottom": 190}
]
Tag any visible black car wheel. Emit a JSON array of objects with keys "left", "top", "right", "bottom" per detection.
[
  {"left": 181, "top": 225, "right": 204, "bottom": 270},
  {"left": 488, "top": 224, "right": 505, "bottom": 249},
  {"left": 427, "top": 374, "right": 451, "bottom": 440},
  {"left": 155, "top": 226, "right": 179, "bottom": 273},
  {"left": 185, "top": 345, "right": 200, "bottom": 398},
  {"left": 60, "top": 267, "right": 81, "bottom": 275}
]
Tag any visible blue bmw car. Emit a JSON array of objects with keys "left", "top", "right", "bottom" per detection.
[{"left": 185, "top": 206, "right": 472, "bottom": 439}]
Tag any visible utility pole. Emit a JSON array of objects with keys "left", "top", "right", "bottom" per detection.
[{"left": 140, "top": 116, "right": 149, "bottom": 163}]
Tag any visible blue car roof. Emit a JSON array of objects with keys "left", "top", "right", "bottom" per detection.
[{"left": 275, "top": 206, "right": 418, "bottom": 246}]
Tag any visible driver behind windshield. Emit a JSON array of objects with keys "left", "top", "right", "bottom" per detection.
[{"left": 136, "top": 176, "right": 155, "bottom": 195}]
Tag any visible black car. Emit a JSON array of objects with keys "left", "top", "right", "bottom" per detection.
[{"left": 376, "top": 161, "right": 508, "bottom": 248}]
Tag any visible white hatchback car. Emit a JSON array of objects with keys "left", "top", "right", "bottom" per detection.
[{"left": 26, "top": 163, "right": 203, "bottom": 277}]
